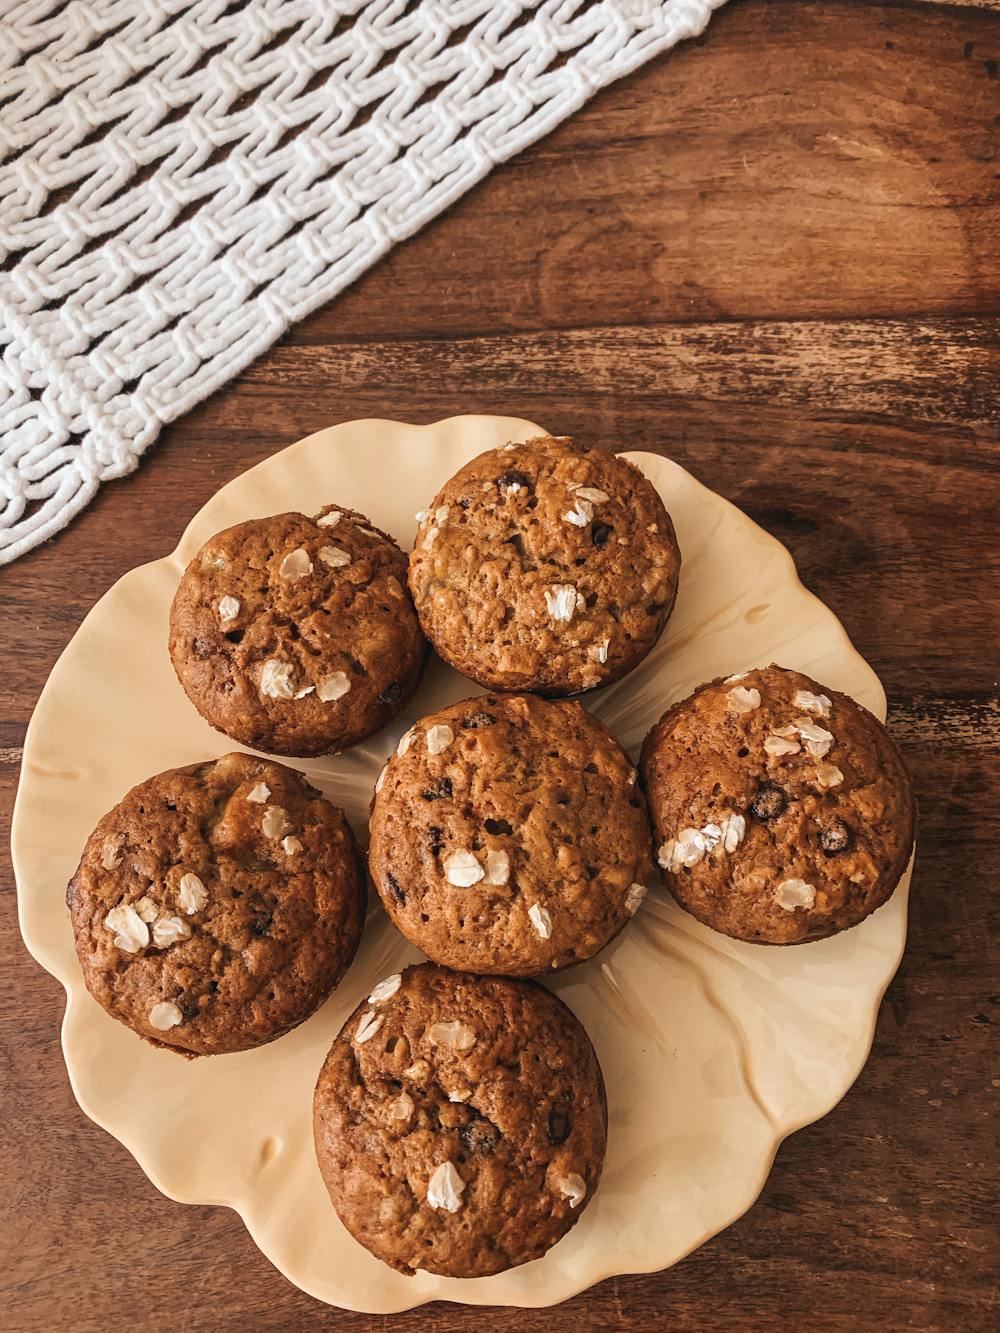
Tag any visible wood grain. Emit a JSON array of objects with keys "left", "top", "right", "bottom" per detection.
[{"left": 2, "top": 1, "right": 998, "bottom": 1329}]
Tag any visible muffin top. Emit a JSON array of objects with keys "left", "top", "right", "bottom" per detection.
[
  {"left": 313, "top": 963, "right": 607, "bottom": 1277},
  {"left": 368, "top": 693, "right": 654, "bottom": 976},
  {"left": 67, "top": 752, "right": 364, "bottom": 1055},
  {"left": 169, "top": 506, "right": 425, "bottom": 756},
  {"left": 640, "top": 665, "right": 915, "bottom": 945},
  {"left": 407, "top": 436, "right": 680, "bottom": 695}
]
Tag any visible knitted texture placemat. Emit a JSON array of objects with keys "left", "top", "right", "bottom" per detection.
[{"left": 0, "top": 0, "right": 723, "bottom": 564}]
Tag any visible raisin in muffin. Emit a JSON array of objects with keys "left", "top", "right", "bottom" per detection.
[
  {"left": 369, "top": 693, "right": 653, "bottom": 975},
  {"left": 407, "top": 436, "right": 680, "bottom": 696},
  {"left": 313, "top": 963, "right": 606, "bottom": 1276},
  {"left": 640, "top": 665, "right": 915, "bottom": 945},
  {"left": 67, "top": 752, "right": 364, "bottom": 1056},
  {"left": 169, "top": 507, "right": 426, "bottom": 756}
]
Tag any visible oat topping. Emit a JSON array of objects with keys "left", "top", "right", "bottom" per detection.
[
  {"left": 318, "top": 545, "right": 351, "bottom": 569},
  {"left": 426, "top": 1160, "right": 466, "bottom": 1212},
  {"left": 563, "top": 497, "right": 594, "bottom": 527},
  {"left": 177, "top": 871, "right": 208, "bottom": 914},
  {"left": 414, "top": 510, "right": 428, "bottom": 522},
  {"left": 149, "top": 1000, "right": 183, "bottom": 1031},
  {"left": 719, "top": 812, "right": 747, "bottom": 853},
  {"left": 368, "top": 974, "right": 402, "bottom": 1004},
  {"left": 427, "top": 1020, "right": 477, "bottom": 1050},
  {"left": 483, "top": 848, "right": 510, "bottom": 886},
  {"left": 425, "top": 723, "right": 454, "bottom": 755},
  {"left": 764, "top": 727, "right": 802, "bottom": 756},
  {"left": 374, "top": 763, "right": 388, "bottom": 794},
  {"left": 281, "top": 835, "right": 303, "bottom": 855},
  {"left": 774, "top": 878, "right": 816, "bottom": 911},
  {"left": 557, "top": 1172, "right": 587, "bottom": 1208},
  {"left": 658, "top": 826, "right": 710, "bottom": 871},
  {"left": 218, "top": 595, "right": 240, "bottom": 621},
  {"left": 103, "top": 902, "right": 149, "bottom": 953},
  {"left": 588, "top": 637, "right": 610, "bottom": 664},
  {"left": 316, "top": 510, "right": 342, "bottom": 528},
  {"left": 279, "top": 547, "right": 313, "bottom": 580},
  {"left": 444, "top": 849, "right": 484, "bottom": 887},
  {"left": 134, "top": 896, "right": 158, "bottom": 923},
  {"left": 246, "top": 782, "right": 270, "bottom": 803},
  {"left": 814, "top": 762, "right": 844, "bottom": 789},
  {"left": 388, "top": 1091, "right": 414, "bottom": 1122},
  {"left": 100, "top": 834, "right": 123, "bottom": 870},
  {"left": 725, "top": 671, "right": 749, "bottom": 683},
  {"left": 624, "top": 882, "right": 647, "bottom": 915},
  {"left": 794, "top": 717, "right": 834, "bottom": 757},
  {"left": 435, "top": 505, "right": 450, "bottom": 525},
  {"left": 545, "top": 584, "right": 584, "bottom": 622},
  {"left": 152, "top": 915, "right": 191, "bottom": 948},
  {"left": 572, "top": 485, "right": 610, "bottom": 504},
  {"left": 397, "top": 727, "right": 417, "bottom": 756},
  {"left": 528, "top": 902, "right": 553, "bottom": 939},
  {"left": 794, "top": 689, "right": 832, "bottom": 718},
  {"left": 355, "top": 1010, "right": 383, "bottom": 1044},
  {"left": 260, "top": 658, "right": 297, "bottom": 700},
  {"left": 317, "top": 671, "right": 351, "bottom": 702},
  {"left": 261, "top": 806, "right": 291, "bottom": 839},
  {"left": 422, "top": 526, "right": 439, "bottom": 549},
  {"left": 728, "top": 685, "right": 762, "bottom": 714}
]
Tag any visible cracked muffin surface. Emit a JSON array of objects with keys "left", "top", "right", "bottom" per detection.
[
  {"left": 67, "top": 752, "right": 364, "bottom": 1056},
  {"left": 640, "top": 665, "right": 916, "bottom": 944},
  {"left": 368, "top": 693, "right": 654, "bottom": 976},
  {"left": 313, "top": 963, "right": 607, "bottom": 1277},
  {"left": 169, "top": 506, "right": 426, "bottom": 756},
  {"left": 407, "top": 435, "right": 681, "bottom": 695}
]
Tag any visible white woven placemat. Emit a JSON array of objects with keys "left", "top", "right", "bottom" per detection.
[{"left": 0, "top": 0, "right": 723, "bottom": 564}]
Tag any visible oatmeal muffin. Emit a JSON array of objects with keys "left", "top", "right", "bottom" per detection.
[
  {"left": 407, "top": 436, "right": 681, "bottom": 695},
  {"left": 67, "top": 752, "right": 364, "bottom": 1056},
  {"left": 640, "top": 665, "right": 915, "bottom": 945},
  {"left": 169, "top": 506, "right": 426, "bottom": 756},
  {"left": 369, "top": 693, "right": 653, "bottom": 975},
  {"left": 313, "top": 962, "right": 606, "bottom": 1276}
]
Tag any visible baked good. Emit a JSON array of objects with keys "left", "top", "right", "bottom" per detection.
[
  {"left": 407, "top": 435, "right": 680, "bottom": 695},
  {"left": 368, "top": 692, "right": 654, "bottom": 976},
  {"left": 168, "top": 507, "right": 425, "bottom": 756},
  {"left": 639, "top": 665, "right": 915, "bottom": 944},
  {"left": 66, "top": 752, "right": 364, "bottom": 1056},
  {"left": 313, "top": 962, "right": 607, "bottom": 1276}
]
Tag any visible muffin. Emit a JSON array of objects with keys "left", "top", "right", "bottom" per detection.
[
  {"left": 169, "top": 506, "right": 425, "bottom": 756},
  {"left": 639, "top": 665, "right": 915, "bottom": 944},
  {"left": 66, "top": 752, "right": 364, "bottom": 1056},
  {"left": 313, "top": 963, "right": 607, "bottom": 1276},
  {"left": 407, "top": 435, "right": 680, "bottom": 695},
  {"left": 368, "top": 693, "right": 653, "bottom": 975}
]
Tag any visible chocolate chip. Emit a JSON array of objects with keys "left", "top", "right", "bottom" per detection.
[
  {"left": 584, "top": 864, "right": 599, "bottom": 879},
  {"left": 387, "top": 872, "right": 405, "bottom": 905},
  {"left": 462, "top": 711, "right": 496, "bottom": 729},
  {"left": 179, "top": 997, "right": 200, "bottom": 1021},
  {"left": 485, "top": 817, "right": 513, "bottom": 836},
  {"left": 591, "top": 522, "right": 612, "bottom": 547},
  {"left": 209, "top": 980, "right": 219, "bottom": 994},
  {"left": 378, "top": 682, "right": 401, "bottom": 706},
  {"left": 348, "top": 657, "right": 368, "bottom": 677},
  {"left": 750, "top": 783, "right": 786, "bottom": 822},
  {"left": 422, "top": 777, "right": 453, "bottom": 801},
  {"left": 498, "top": 468, "right": 531, "bottom": 491},
  {"left": 819, "top": 818, "right": 852, "bottom": 854},
  {"left": 547, "top": 1107, "right": 572, "bottom": 1144},
  {"left": 460, "top": 1118, "right": 500, "bottom": 1155},
  {"left": 458, "top": 497, "right": 470, "bottom": 509},
  {"left": 428, "top": 825, "right": 444, "bottom": 855},
  {"left": 251, "top": 913, "right": 272, "bottom": 938}
]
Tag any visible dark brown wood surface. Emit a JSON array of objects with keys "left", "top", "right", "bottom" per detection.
[{"left": 2, "top": 1, "right": 998, "bottom": 1328}]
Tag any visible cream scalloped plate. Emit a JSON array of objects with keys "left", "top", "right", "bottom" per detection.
[{"left": 13, "top": 415, "right": 912, "bottom": 1312}]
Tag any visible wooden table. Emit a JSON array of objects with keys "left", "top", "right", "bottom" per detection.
[{"left": 2, "top": 1, "right": 997, "bottom": 1328}]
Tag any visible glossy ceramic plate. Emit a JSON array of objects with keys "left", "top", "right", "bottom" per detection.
[{"left": 12, "top": 415, "right": 912, "bottom": 1312}]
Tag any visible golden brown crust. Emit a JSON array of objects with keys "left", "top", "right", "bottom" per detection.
[
  {"left": 407, "top": 436, "right": 680, "bottom": 696},
  {"left": 369, "top": 694, "right": 655, "bottom": 976},
  {"left": 67, "top": 753, "right": 364, "bottom": 1055},
  {"left": 313, "top": 963, "right": 607, "bottom": 1277},
  {"left": 168, "top": 507, "right": 426, "bottom": 756},
  {"left": 639, "top": 665, "right": 916, "bottom": 944}
]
